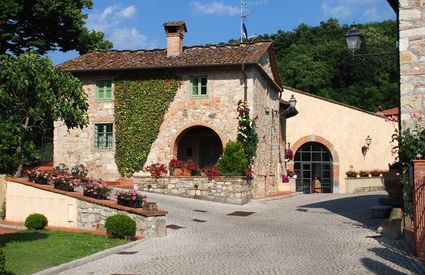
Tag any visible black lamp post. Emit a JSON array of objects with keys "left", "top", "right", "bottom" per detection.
[
  {"left": 345, "top": 24, "right": 363, "bottom": 56},
  {"left": 345, "top": 23, "right": 396, "bottom": 59}
]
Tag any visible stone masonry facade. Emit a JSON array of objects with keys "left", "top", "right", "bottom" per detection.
[
  {"left": 399, "top": 0, "right": 425, "bottom": 129},
  {"left": 134, "top": 176, "right": 252, "bottom": 205},
  {"left": 55, "top": 58, "right": 283, "bottom": 199},
  {"left": 77, "top": 200, "right": 166, "bottom": 238}
]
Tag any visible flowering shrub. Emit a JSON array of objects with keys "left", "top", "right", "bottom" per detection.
[
  {"left": 25, "top": 169, "right": 37, "bottom": 182},
  {"left": 201, "top": 166, "right": 219, "bottom": 180},
  {"left": 237, "top": 100, "right": 258, "bottom": 163},
  {"left": 246, "top": 165, "right": 254, "bottom": 180},
  {"left": 53, "top": 163, "right": 69, "bottom": 175},
  {"left": 83, "top": 180, "right": 111, "bottom": 199},
  {"left": 345, "top": 170, "right": 358, "bottom": 178},
  {"left": 143, "top": 162, "right": 167, "bottom": 178},
  {"left": 71, "top": 163, "right": 88, "bottom": 178},
  {"left": 285, "top": 148, "right": 294, "bottom": 161},
  {"left": 169, "top": 159, "right": 184, "bottom": 173},
  {"left": 392, "top": 113, "right": 425, "bottom": 163}
]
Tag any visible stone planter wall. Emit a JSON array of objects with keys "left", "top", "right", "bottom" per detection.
[
  {"left": 344, "top": 177, "right": 385, "bottom": 193},
  {"left": 134, "top": 176, "right": 252, "bottom": 205},
  {"left": 77, "top": 200, "right": 166, "bottom": 238},
  {"left": 5, "top": 178, "right": 167, "bottom": 238}
]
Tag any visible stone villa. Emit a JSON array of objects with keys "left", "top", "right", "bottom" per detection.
[{"left": 55, "top": 21, "right": 293, "bottom": 198}]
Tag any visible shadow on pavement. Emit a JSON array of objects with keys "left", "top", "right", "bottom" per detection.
[
  {"left": 300, "top": 193, "right": 425, "bottom": 273},
  {"left": 299, "top": 194, "right": 387, "bottom": 230}
]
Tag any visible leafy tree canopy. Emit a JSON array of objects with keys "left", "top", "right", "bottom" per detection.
[
  {"left": 0, "top": 52, "right": 89, "bottom": 175},
  {"left": 232, "top": 19, "right": 398, "bottom": 112},
  {"left": 0, "top": 0, "right": 112, "bottom": 55}
]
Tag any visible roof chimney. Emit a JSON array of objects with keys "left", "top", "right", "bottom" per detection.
[{"left": 163, "top": 21, "right": 187, "bottom": 57}]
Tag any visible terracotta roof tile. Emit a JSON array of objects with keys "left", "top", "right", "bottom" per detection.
[{"left": 56, "top": 41, "right": 273, "bottom": 72}]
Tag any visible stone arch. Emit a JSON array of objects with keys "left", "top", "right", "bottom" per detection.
[
  {"left": 288, "top": 135, "right": 340, "bottom": 191},
  {"left": 172, "top": 123, "right": 228, "bottom": 167}
]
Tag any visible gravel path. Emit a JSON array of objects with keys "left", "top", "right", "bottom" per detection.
[{"left": 59, "top": 191, "right": 424, "bottom": 274}]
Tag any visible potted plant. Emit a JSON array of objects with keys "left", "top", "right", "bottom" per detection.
[
  {"left": 32, "top": 170, "right": 51, "bottom": 185},
  {"left": 83, "top": 180, "right": 111, "bottom": 199},
  {"left": 116, "top": 190, "right": 146, "bottom": 208},
  {"left": 359, "top": 170, "right": 369, "bottom": 177},
  {"left": 25, "top": 169, "right": 37, "bottom": 182},
  {"left": 144, "top": 162, "right": 167, "bottom": 178},
  {"left": 345, "top": 170, "right": 358, "bottom": 178},
  {"left": 52, "top": 174, "right": 75, "bottom": 191}
]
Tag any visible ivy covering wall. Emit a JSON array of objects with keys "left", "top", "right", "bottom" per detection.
[{"left": 114, "top": 77, "right": 180, "bottom": 177}]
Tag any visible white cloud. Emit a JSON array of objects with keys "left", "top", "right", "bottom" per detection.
[
  {"left": 110, "top": 28, "right": 149, "bottom": 50},
  {"left": 120, "top": 5, "right": 137, "bottom": 18},
  {"left": 321, "top": 0, "right": 393, "bottom": 22},
  {"left": 321, "top": 3, "right": 351, "bottom": 19},
  {"left": 87, "top": 5, "right": 138, "bottom": 32},
  {"left": 191, "top": 1, "right": 239, "bottom": 16},
  {"left": 87, "top": 5, "right": 154, "bottom": 50}
]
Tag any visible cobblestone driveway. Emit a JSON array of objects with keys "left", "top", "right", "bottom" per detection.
[{"left": 60, "top": 192, "right": 424, "bottom": 274}]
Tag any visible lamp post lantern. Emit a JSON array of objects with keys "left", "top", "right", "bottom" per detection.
[{"left": 345, "top": 24, "right": 363, "bottom": 55}]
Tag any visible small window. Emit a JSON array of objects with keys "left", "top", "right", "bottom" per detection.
[
  {"left": 95, "top": 124, "right": 113, "bottom": 149},
  {"left": 190, "top": 76, "right": 207, "bottom": 97},
  {"left": 96, "top": 80, "right": 112, "bottom": 100}
]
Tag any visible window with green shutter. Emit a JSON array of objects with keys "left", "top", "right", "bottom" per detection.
[
  {"left": 96, "top": 80, "right": 112, "bottom": 100},
  {"left": 95, "top": 124, "right": 113, "bottom": 149},
  {"left": 190, "top": 76, "right": 207, "bottom": 97}
]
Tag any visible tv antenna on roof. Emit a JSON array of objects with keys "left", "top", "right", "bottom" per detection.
[{"left": 240, "top": 0, "right": 268, "bottom": 42}]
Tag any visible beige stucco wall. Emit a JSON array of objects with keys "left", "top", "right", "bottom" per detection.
[
  {"left": 283, "top": 88, "right": 395, "bottom": 193},
  {"left": 6, "top": 181, "right": 78, "bottom": 227}
]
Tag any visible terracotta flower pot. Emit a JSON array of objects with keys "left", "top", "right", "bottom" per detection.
[
  {"left": 173, "top": 168, "right": 191, "bottom": 176},
  {"left": 383, "top": 170, "right": 403, "bottom": 201}
]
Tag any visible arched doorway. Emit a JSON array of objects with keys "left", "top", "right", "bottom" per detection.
[
  {"left": 294, "top": 142, "right": 333, "bottom": 194},
  {"left": 175, "top": 126, "right": 223, "bottom": 167}
]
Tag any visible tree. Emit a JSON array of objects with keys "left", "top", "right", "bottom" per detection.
[
  {"left": 253, "top": 19, "right": 398, "bottom": 112},
  {"left": 0, "top": 52, "right": 89, "bottom": 175},
  {"left": 0, "top": 0, "right": 112, "bottom": 55}
]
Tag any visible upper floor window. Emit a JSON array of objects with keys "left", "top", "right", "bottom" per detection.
[
  {"left": 95, "top": 123, "right": 113, "bottom": 149},
  {"left": 96, "top": 80, "right": 112, "bottom": 100},
  {"left": 190, "top": 76, "right": 207, "bottom": 97}
]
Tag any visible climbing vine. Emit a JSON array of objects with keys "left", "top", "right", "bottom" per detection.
[
  {"left": 236, "top": 100, "right": 258, "bottom": 163},
  {"left": 114, "top": 77, "right": 180, "bottom": 177}
]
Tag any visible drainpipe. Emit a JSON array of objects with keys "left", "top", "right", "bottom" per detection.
[{"left": 241, "top": 63, "right": 248, "bottom": 102}]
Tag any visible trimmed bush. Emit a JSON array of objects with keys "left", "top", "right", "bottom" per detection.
[
  {"left": 25, "top": 213, "right": 48, "bottom": 230},
  {"left": 104, "top": 214, "right": 136, "bottom": 239},
  {"left": 217, "top": 141, "right": 248, "bottom": 176}
]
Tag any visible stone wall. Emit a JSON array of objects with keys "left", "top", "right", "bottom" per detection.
[
  {"left": 134, "top": 176, "right": 252, "bottom": 205},
  {"left": 5, "top": 179, "right": 167, "bottom": 238},
  {"left": 345, "top": 177, "right": 385, "bottom": 193},
  {"left": 54, "top": 74, "right": 117, "bottom": 179},
  {"left": 249, "top": 70, "right": 281, "bottom": 197},
  {"left": 399, "top": 0, "right": 425, "bottom": 129},
  {"left": 54, "top": 57, "right": 283, "bottom": 199},
  {"left": 77, "top": 200, "right": 166, "bottom": 238}
]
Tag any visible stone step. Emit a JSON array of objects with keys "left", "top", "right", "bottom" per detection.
[{"left": 370, "top": 205, "right": 393, "bottom": 218}]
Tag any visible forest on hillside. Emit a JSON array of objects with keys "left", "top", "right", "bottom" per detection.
[{"left": 233, "top": 19, "right": 398, "bottom": 112}]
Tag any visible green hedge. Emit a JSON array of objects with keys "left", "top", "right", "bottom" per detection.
[{"left": 114, "top": 77, "right": 180, "bottom": 177}]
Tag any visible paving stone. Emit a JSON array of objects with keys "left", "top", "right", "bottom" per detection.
[{"left": 58, "top": 191, "right": 425, "bottom": 275}]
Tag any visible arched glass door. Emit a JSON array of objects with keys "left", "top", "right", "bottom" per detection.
[{"left": 294, "top": 142, "right": 333, "bottom": 194}]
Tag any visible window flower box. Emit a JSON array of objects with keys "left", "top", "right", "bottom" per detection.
[
  {"left": 52, "top": 175, "right": 75, "bottom": 192},
  {"left": 83, "top": 179, "right": 111, "bottom": 200},
  {"left": 116, "top": 190, "right": 146, "bottom": 208}
]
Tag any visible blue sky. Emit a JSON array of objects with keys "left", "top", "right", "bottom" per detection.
[{"left": 49, "top": 0, "right": 396, "bottom": 65}]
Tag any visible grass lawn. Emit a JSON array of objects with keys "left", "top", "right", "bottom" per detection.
[{"left": 0, "top": 230, "right": 128, "bottom": 275}]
